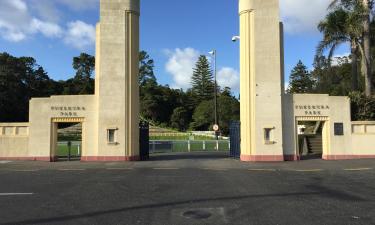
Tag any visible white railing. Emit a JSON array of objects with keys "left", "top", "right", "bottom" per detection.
[{"left": 149, "top": 140, "right": 230, "bottom": 153}]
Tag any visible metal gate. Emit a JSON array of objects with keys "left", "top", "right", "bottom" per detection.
[
  {"left": 139, "top": 121, "right": 149, "bottom": 161},
  {"left": 229, "top": 121, "right": 240, "bottom": 158}
]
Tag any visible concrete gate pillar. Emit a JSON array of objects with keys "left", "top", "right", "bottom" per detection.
[
  {"left": 239, "top": 0, "right": 284, "bottom": 161},
  {"left": 94, "top": 0, "right": 140, "bottom": 161}
]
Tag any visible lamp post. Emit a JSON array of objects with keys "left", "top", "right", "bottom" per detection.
[{"left": 208, "top": 50, "right": 218, "bottom": 140}]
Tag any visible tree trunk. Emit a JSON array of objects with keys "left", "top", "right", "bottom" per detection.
[
  {"left": 351, "top": 41, "right": 359, "bottom": 91},
  {"left": 363, "top": 0, "right": 372, "bottom": 96}
]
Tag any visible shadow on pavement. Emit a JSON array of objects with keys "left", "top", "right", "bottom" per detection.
[{"left": 1, "top": 190, "right": 366, "bottom": 225}]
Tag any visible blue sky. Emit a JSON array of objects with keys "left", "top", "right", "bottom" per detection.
[{"left": 0, "top": 0, "right": 349, "bottom": 94}]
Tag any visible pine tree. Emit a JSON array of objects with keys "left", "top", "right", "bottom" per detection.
[
  {"left": 287, "top": 60, "right": 316, "bottom": 94},
  {"left": 191, "top": 55, "right": 214, "bottom": 102}
]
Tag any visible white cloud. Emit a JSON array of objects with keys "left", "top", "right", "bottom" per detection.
[
  {"left": 30, "top": 19, "right": 63, "bottom": 38},
  {"left": 280, "top": 0, "right": 330, "bottom": 34},
  {"left": 0, "top": 0, "right": 96, "bottom": 49},
  {"left": 0, "top": 0, "right": 33, "bottom": 42},
  {"left": 165, "top": 48, "right": 200, "bottom": 90},
  {"left": 217, "top": 67, "right": 240, "bottom": 93},
  {"left": 30, "top": 0, "right": 63, "bottom": 23},
  {"left": 64, "top": 21, "right": 96, "bottom": 50}
]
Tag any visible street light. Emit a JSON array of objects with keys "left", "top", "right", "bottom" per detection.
[
  {"left": 232, "top": 36, "right": 240, "bottom": 42},
  {"left": 208, "top": 50, "right": 218, "bottom": 140}
]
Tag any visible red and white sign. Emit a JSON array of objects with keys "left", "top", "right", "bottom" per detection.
[{"left": 213, "top": 124, "right": 219, "bottom": 131}]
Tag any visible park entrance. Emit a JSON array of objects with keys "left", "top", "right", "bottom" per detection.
[
  {"left": 296, "top": 117, "right": 330, "bottom": 160},
  {"left": 51, "top": 118, "right": 84, "bottom": 161},
  {"left": 139, "top": 122, "right": 231, "bottom": 161}
]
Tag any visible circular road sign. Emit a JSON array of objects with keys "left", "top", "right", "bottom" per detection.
[{"left": 213, "top": 124, "right": 219, "bottom": 131}]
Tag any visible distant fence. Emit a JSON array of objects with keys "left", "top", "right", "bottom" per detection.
[
  {"left": 57, "top": 140, "right": 231, "bottom": 155},
  {"left": 149, "top": 140, "right": 230, "bottom": 153}
]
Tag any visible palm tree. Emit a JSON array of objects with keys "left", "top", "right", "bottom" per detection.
[
  {"left": 330, "top": 0, "right": 373, "bottom": 96},
  {"left": 317, "top": 8, "right": 363, "bottom": 91}
]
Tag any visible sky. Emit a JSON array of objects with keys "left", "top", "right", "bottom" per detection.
[{"left": 0, "top": 0, "right": 350, "bottom": 95}]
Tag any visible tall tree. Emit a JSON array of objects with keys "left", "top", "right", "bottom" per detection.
[
  {"left": 317, "top": 8, "right": 363, "bottom": 91},
  {"left": 330, "top": 0, "right": 373, "bottom": 95},
  {"left": 287, "top": 61, "right": 315, "bottom": 94},
  {"left": 312, "top": 56, "right": 354, "bottom": 95},
  {"left": 191, "top": 55, "right": 214, "bottom": 103},
  {"left": 0, "top": 53, "right": 55, "bottom": 122},
  {"left": 139, "top": 51, "right": 156, "bottom": 86},
  {"left": 64, "top": 53, "right": 95, "bottom": 95},
  {"left": 73, "top": 53, "right": 95, "bottom": 80}
]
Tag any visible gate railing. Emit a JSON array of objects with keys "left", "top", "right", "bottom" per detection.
[
  {"left": 229, "top": 121, "right": 240, "bottom": 158},
  {"left": 149, "top": 140, "right": 230, "bottom": 153},
  {"left": 57, "top": 141, "right": 81, "bottom": 160},
  {"left": 139, "top": 121, "right": 150, "bottom": 160}
]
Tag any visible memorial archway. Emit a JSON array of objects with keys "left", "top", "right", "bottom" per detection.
[{"left": 95, "top": 0, "right": 285, "bottom": 162}]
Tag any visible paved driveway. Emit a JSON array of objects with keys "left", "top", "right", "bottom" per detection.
[{"left": 0, "top": 152, "right": 374, "bottom": 225}]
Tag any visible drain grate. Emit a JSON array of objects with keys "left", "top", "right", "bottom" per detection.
[{"left": 182, "top": 210, "right": 212, "bottom": 220}]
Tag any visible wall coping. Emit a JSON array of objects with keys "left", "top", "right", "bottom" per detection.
[
  {"left": 352, "top": 121, "right": 375, "bottom": 125},
  {"left": 0, "top": 123, "right": 29, "bottom": 127}
]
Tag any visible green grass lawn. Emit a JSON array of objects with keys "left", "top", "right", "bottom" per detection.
[{"left": 57, "top": 145, "right": 81, "bottom": 157}]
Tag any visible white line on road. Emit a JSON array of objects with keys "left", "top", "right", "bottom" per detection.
[
  {"left": 248, "top": 169, "right": 277, "bottom": 172},
  {"left": 294, "top": 169, "right": 324, "bottom": 172},
  {"left": 153, "top": 168, "right": 180, "bottom": 170},
  {"left": 203, "top": 168, "right": 228, "bottom": 171},
  {"left": 9, "top": 169, "right": 39, "bottom": 172},
  {"left": 106, "top": 168, "right": 134, "bottom": 170},
  {"left": 344, "top": 168, "right": 373, "bottom": 171},
  {"left": 58, "top": 169, "right": 85, "bottom": 171},
  {"left": 0, "top": 193, "right": 34, "bottom": 196}
]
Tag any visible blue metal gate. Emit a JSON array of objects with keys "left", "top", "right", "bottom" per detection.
[
  {"left": 229, "top": 121, "right": 241, "bottom": 158},
  {"left": 139, "top": 121, "right": 149, "bottom": 161}
]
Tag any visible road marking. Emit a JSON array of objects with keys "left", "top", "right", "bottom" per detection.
[
  {"left": 203, "top": 168, "right": 228, "bottom": 171},
  {"left": 344, "top": 168, "right": 373, "bottom": 171},
  {"left": 153, "top": 168, "right": 179, "bottom": 170},
  {"left": 106, "top": 168, "right": 134, "bottom": 170},
  {"left": 0, "top": 161, "right": 12, "bottom": 164},
  {"left": 9, "top": 169, "right": 39, "bottom": 172},
  {"left": 248, "top": 169, "right": 277, "bottom": 172},
  {"left": 294, "top": 169, "right": 324, "bottom": 172},
  {"left": 0, "top": 193, "right": 33, "bottom": 196},
  {"left": 58, "top": 169, "right": 85, "bottom": 171}
]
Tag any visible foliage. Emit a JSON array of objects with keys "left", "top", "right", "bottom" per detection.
[
  {"left": 189, "top": 88, "right": 240, "bottom": 135},
  {"left": 191, "top": 55, "right": 214, "bottom": 103},
  {"left": 327, "top": 0, "right": 373, "bottom": 96},
  {"left": 63, "top": 53, "right": 95, "bottom": 95},
  {"left": 287, "top": 60, "right": 316, "bottom": 94},
  {"left": 316, "top": 6, "right": 363, "bottom": 91},
  {"left": 0, "top": 51, "right": 240, "bottom": 136},
  {"left": 217, "top": 89, "right": 240, "bottom": 135},
  {"left": 349, "top": 91, "right": 375, "bottom": 120},
  {"left": 170, "top": 107, "right": 190, "bottom": 131},
  {"left": 189, "top": 100, "right": 214, "bottom": 131},
  {"left": 0, "top": 53, "right": 59, "bottom": 122},
  {"left": 312, "top": 56, "right": 357, "bottom": 95},
  {"left": 139, "top": 51, "right": 156, "bottom": 86}
]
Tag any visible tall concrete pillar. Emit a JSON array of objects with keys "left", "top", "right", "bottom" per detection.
[
  {"left": 95, "top": 0, "right": 140, "bottom": 161},
  {"left": 239, "top": 0, "right": 284, "bottom": 161}
]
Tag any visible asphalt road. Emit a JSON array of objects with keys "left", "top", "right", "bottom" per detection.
[{"left": 0, "top": 152, "right": 374, "bottom": 225}]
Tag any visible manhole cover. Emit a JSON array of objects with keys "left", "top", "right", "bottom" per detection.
[{"left": 182, "top": 210, "right": 212, "bottom": 220}]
